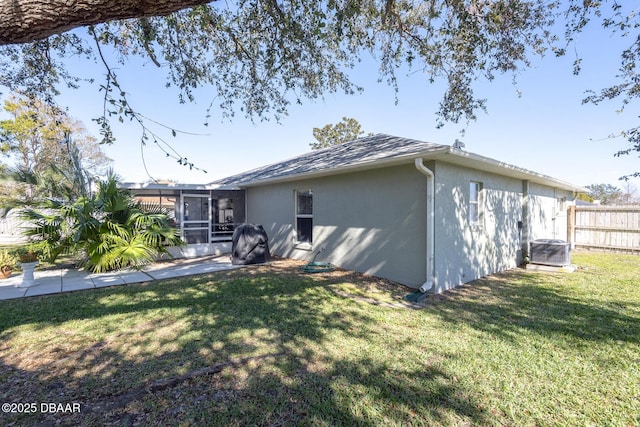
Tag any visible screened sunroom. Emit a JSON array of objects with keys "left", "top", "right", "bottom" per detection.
[{"left": 120, "top": 182, "right": 245, "bottom": 257}]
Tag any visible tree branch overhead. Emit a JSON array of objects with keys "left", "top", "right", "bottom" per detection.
[{"left": 0, "top": 0, "right": 214, "bottom": 45}]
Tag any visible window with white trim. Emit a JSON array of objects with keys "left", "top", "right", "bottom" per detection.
[
  {"left": 295, "top": 189, "right": 313, "bottom": 244},
  {"left": 556, "top": 196, "right": 566, "bottom": 216},
  {"left": 469, "top": 181, "right": 483, "bottom": 226}
]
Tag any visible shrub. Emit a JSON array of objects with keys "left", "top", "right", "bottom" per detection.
[{"left": 21, "top": 176, "right": 183, "bottom": 272}]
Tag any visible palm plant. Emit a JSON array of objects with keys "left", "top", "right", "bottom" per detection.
[{"left": 22, "top": 175, "right": 183, "bottom": 272}]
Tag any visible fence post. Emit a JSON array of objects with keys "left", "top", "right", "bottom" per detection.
[{"left": 567, "top": 205, "right": 575, "bottom": 248}]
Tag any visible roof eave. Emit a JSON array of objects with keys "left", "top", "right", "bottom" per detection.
[
  {"left": 119, "top": 182, "right": 240, "bottom": 191},
  {"left": 233, "top": 147, "right": 585, "bottom": 193},
  {"left": 436, "top": 149, "right": 587, "bottom": 193}
]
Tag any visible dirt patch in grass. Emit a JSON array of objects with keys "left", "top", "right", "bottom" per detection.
[{"left": 248, "top": 257, "right": 421, "bottom": 308}]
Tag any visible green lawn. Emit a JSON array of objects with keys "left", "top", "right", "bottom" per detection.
[{"left": 0, "top": 252, "right": 638, "bottom": 426}]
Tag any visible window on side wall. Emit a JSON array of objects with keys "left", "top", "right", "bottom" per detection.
[
  {"left": 295, "top": 189, "right": 313, "bottom": 244},
  {"left": 556, "top": 196, "right": 566, "bottom": 216},
  {"left": 469, "top": 181, "right": 483, "bottom": 227}
]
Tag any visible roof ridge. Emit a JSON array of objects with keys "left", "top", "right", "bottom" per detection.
[{"left": 309, "top": 132, "right": 390, "bottom": 154}]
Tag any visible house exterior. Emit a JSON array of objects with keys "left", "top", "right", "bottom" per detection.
[{"left": 124, "top": 134, "right": 584, "bottom": 293}]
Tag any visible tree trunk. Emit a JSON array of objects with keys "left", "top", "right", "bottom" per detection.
[{"left": 0, "top": 0, "right": 215, "bottom": 45}]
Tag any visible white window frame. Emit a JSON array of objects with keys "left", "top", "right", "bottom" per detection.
[
  {"left": 469, "top": 181, "right": 484, "bottom": 228},
  {"left": 556, "top": 196, "right": 567, "bottom": 217},
  {"left": 295, "top": 189, "right": 313, "bottom": 248}
]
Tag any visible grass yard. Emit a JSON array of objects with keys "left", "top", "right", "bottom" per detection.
[{"left": 0, "top": 252, "right": 638, "bottom": 426}]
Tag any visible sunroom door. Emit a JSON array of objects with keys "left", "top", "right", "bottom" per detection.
[{"left": 181, "top": 194, "right": 211, "bottom": 244}]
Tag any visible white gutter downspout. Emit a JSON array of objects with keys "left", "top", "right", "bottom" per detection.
[{"left": 414, "top": 158, "right": 435, "bottom": 293}]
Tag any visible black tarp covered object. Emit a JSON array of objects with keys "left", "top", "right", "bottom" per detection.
[{"left": 231, "top": 224, "right": 270, "bottom": 265}]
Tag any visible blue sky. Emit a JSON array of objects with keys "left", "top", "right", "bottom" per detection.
[{"left": 42, "top": 15, "right": 640, "bottom": 190}]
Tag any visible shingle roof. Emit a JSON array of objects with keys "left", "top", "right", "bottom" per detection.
[
  {"left": 212, "top": 133, "right": 448, "bottom": 187},
  {"left": 211, "top": 133, "right": 586, "bottom": 192}
]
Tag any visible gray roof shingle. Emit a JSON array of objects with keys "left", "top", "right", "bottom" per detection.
[
  {"left": 212, "top": 133, "right": 447, "bottom": 187},
  {"left": 210, "top": 133, "right": 586, "bottom": 192}
]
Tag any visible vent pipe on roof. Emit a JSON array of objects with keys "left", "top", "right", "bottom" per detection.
[
  {"left": 452, "top": 139, "right": 465, "bottom": 150},
  {"left": 414, "top": 158, "right": 435, "bottom": 293}
]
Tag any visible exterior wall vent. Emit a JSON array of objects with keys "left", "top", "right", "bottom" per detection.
[{"left": 530, "top": 239, "right": 571, "bottom": 266}]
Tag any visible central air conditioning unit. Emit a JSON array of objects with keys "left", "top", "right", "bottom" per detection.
[{"left": 529, "top": 239, "right": 571, "bottom": 267}]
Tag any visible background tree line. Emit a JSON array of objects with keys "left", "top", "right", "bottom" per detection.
[{"left": 0, "top": 93, "right": 111, "bottom": 204}]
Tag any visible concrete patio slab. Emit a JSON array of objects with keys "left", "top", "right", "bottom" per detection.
[
  {"left": 24, "top": 282, "right": 63, "bottom": 297},
  {"left": 0, "top": 284, "right": 27, "bottom": 300},
  {"left": 91, "top": 275, "right": 127, "bottom": 288},
  {"left": 29, "top": 275, "right": 62, "bottom": 287},
  {"left": 60, "top": 269, "right": 91, "bottom": 279},
  {"left": 117, "top": 271, "right": 155, "bottom": 284},
  {"left": 145, "top": 262, "right": 240, "bottom": 280},
  {"left": 146, "top": 268, "right": 188, "bottom": 280},
  {"left": 0, "top": 255, "right": 239, "bottom": 300},
  {"left": 62, "top": 279, "right": 96, "bottom": 292}
]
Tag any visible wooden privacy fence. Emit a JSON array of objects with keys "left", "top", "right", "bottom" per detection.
[{"left": 568, "top": 205, "right": 640, "bottom": 252}]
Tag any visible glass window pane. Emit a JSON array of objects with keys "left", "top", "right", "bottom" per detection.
[
  {"left": 297, "top": 190, "right": 313, "bottom": 215},
  {"left": 297, "top": 217, "right": 313, "bottom": 243},
  {"left": 470, "top": 182, "right": 478, "bottom": 202},
  {"left": 469, "top": 204, "right": 478, "bottom": 223}
]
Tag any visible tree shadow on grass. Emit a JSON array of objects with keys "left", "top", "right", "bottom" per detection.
[
  {"left": 0, "top": 261, "right": 490, "bottom": 426},
  {"left": 205, "top": 354, "right": 486, "bottom": 426},
  {"left": 424, "top": 269, "right": 640, "bottom": 345}
]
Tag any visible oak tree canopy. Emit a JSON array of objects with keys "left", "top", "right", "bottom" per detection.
[{"left": 0, "top": 0, "right": 638, "bottom": 176}]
